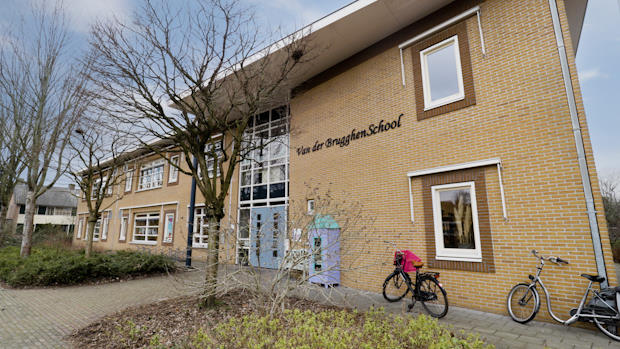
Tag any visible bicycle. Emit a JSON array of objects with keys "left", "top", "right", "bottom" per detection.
[
  {"left": 382, "top": 242, "right": 448, "bottom": 318},
  {"left": 507, "top": 249, "right": 620, "bottom": 341}
]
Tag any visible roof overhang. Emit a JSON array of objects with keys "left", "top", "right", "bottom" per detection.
[
  {"left": 564, "top": 0, "right": 588, "bottom": 54},
  {"left": 276, "top": 0, "right": 456, "bottom": 89},
  {"left": 176, "top": 0, "right": 455, "bottom": 108}
]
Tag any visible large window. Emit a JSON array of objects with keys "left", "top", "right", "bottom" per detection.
[
  {"left": 138, "top": 160, "right": 165, "bottom": 190},
  {"left": 132, "top": 213, "right": 160, "bottom": 243},
  {"left": 420, "top": 35, "right": 464, "bottom": 110},
  {"left": 193, "top": 208, "right": 210, "bottom": 248},
  {"left": 239, "top": 106, "right": 289, "bottom": 204},
  {"left": 431, "top": 182, "right": 481, "bottom": 262}
]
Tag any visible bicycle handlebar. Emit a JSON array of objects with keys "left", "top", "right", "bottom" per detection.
[{"left": 531, "top": 249, "right": 569, "bottom": 265}]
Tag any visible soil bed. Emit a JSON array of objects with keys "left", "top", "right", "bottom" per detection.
[
  {"left": 69, "top": 290, "right": 338, "bottom": 348},
  {"left": 69, "top": 290, "right": 491, "bottom": 349}
]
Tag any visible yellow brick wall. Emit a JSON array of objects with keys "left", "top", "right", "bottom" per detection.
[
  {"left": 73, "top": 148, "right": 240, "bottom": 263},
  {"left": 72, "top": 0, "right": 614, "bottom": 321},
  {"left": 289, "top": 0, "right": 615, "bottom": 320}
]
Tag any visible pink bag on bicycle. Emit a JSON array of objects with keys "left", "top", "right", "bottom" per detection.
[{"left": 397, "top": 250, "right": 422, "bottom": 273}]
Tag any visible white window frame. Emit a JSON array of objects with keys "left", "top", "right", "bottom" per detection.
[
  {"left": 101, "top": 212, "right": 110, "bottom": 240},
  {"left": 420, "top": 35, "right": 465, "bottom": 110},
  {"left": 92, "top": 218, "right": 101, "bottom": 241},
  {"left": 238, "top": 107, "right": 290, "bottom": 206},
  {"left": 168, "top": 155, "right": 179, "bottom": 183},
  {"left": 119, "top": 215, "right": 128, "bottom": 241},
  {"left": 77, "top": 218, "right": 84, "bottom": 239},
  {"left": 163, "top": 212, "right": 174, "bottom": 243},
  {"left": 125, "top": 170, "right": 134, "bottom": 192},
  {"left": 137, "top": 159, "right": 165, "bottom": 191},
  {"left": 198, "top": 140, "right": 223, "bottom": 179},
  {"left": 193, "top": 208, "right": 209, "bottom": 248},
  {"left": 431, "top": 181, "right": 482, "bottom": 262},
  {"left": 132, "top": 212, "right": 160, "bottom": 245}
]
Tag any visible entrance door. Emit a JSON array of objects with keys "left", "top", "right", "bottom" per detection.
[{"left": 249, "top": 206, "right": 285, "bottom": 269}]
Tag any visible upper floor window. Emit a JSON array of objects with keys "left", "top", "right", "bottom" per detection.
[
  {"left": 420, "top": 35, "right": 464, "bottom": 110},
  {"left": 125, "top": 168, "right": 134, "bottom": 192},
  {"left": 198, "top": 140, "right": 223, "bottom": 179},
  {"left": 168, "top": 155, "right": 179, "bottom": 183},
  {"left": 411, "top": 22, "right": 475, "bottom": 121},
  {"left": 138, "top": 159, "right": 165, "bottom": 191}
]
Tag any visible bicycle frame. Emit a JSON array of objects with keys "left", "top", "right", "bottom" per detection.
[{"left": 527, "top": 257, "right": 620, "bottom": 325}]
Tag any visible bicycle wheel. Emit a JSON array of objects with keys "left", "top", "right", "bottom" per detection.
[
  {"left": 507, "top": 283, "right": 540, "bottom": 324},
  {"left": 593, "top": 312, "right": 620, "bottom": 341},
  {"left": 418, "top": 276, "right": 448, "bottom": 318},
  {"left": 383, "top": 271, "right": 409, "bottom": 302}
]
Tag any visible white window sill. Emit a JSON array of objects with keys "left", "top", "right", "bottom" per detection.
[
  {"left": 135, "top": 186, "right": 163, "bottom": 193},
  {"left": 192, "top": 244, "right": 209, "bottom": 249},
  {"left": 130, "top": 240, "right": 158, "bottom": 246},
  {"left": 435, "top": 255, "right": 482, "bottom": 263},
  {"left": 424, "top": 94, "right": 465, "bottom": 111}
]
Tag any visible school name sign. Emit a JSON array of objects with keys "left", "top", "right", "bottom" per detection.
[{"left": 296, "top": 113, "right": 404, "bottom": 156}]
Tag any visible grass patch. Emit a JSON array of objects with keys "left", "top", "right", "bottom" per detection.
[
  {"left": 191, "top": 308, "right": 491, "bottom": 349},
  {"left": 0, "top": 246, "right": 175, "bottom": 287},
  {"left": 71, "top": 292, "right": 492, "bottom": 349}
]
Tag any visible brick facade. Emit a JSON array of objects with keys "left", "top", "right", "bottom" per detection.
[{"left": 73, "top": 0, "right": 615, "bottom": 321}]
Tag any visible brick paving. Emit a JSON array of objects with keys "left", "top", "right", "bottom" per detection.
[{"left": 1, "top": 269, "right": 619, "bottom": 348}]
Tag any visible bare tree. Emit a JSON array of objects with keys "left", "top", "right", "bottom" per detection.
[
  {"left": 88, "top": 0, "right": 311, "bottom": 307},
  {"left": 8, "top": 5, "right": 90, "bottom": 257},
  {"left": 601, "top": 172, "right": 620, "bottom": 231},
  {"left": 0, "top": 108, "right": 26, "bottom": 239},
  {"left": 69, "top": 115, "right": 130, "bottom": 257},
  {"left": 178, "top": 184, "right": 378, "bottom": 315},
  {"left": 0, "top": 22, "right": 33, "bottom": 244}
]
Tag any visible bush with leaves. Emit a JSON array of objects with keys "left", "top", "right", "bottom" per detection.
[{"left": 0, "top": 246, "right": 175, "bottom": 287}]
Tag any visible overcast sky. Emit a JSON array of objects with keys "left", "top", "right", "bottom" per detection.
[{"left": 1, "top": 0, "right": 618, "bottom": 185}]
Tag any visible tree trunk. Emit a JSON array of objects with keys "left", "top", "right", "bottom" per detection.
[
  {"left": 0, "top": 204, "right": 8, "bottom": 247},
  {"left": 201, "top": 215, "right": 221, "bottom": 307},
  {"left": 85, "top": 216, "right": 97, "bottom": 258},
  {"left": 20, "top": 190, "right": 36, "bottom": 257}
]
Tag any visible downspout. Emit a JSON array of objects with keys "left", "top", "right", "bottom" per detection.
[
  {"left": 186, "top": 155, "right": 198, "bottom": 267},
  {"left": 548, "top": 0, "right": 608, "bottom": 287}
]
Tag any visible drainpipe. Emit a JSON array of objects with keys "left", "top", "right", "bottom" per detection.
[
  {"left": 186, "top": 155, "right": 198, "bottom": 267},
  {"left": 548, "top": 0, "right": 608, "bottom": 287}
]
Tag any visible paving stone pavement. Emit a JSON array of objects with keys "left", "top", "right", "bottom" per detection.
[{"left": 1, "top": 269, "right": 619, "bottom": 348}]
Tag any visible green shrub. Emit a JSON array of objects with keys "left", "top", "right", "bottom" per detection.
[
  {"left": 0, "top": 246, "right": 175, "bottom": 287},
  {"left": 186, "top": 308, "right": 492, "bottom": 349}
]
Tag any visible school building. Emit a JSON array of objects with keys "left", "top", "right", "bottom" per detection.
[{"left": 72, "top": 0, "right": 616, "bottom": 319}]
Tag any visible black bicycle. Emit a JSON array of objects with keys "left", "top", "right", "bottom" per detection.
[{"left": 382, "top": 242, "right": 448, "bottom": 318}]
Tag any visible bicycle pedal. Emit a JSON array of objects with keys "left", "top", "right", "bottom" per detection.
[{"left": 407, "top": 302, "right": 414, "bottom": 311}]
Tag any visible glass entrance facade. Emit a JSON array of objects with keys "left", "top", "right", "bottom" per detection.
[{"left": 237, "top": 106, "right": 289, "bottom": 265}]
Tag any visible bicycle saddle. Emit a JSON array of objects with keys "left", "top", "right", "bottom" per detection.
[
  {"left": 581, "top": 274, "right": 606, "bottom": 283},
  {"left": 412, "top": 260, "right": 424, "bottom": 268}
]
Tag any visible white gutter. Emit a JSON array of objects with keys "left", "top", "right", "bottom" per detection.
[
  {"left": 398, "top": 6, "right": 486, "bottom": 86},
  {"left": 406, "top": 158, "right": 507, "bottom": 222},
  {"left": 548, "top": 0, "right": 608, "bottom": 287}
]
